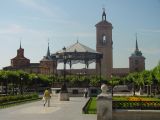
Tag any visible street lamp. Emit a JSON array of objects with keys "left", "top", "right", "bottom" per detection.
[
  {"left": 61, "top": 47, "right": 68, "bottom": 93},
  {"left": 99, "top": 59, "right": 102, "bottom": 82},
  {"left": 35, "top": 75, "right": 38, "bottom": 93},
  {"left": 59, "top": 46, "right": 70, "bottom": 101},
  {"left": 111, "top": 75, "right": 113, "bottom": 97},
  {"left": 55, "top": 54, "right": 59, "bottom": 84},
  {"left": 68, "top": 54, "right": 72, "bottom": 77},
  {"left": 20, "top": 77, "right": 23, "bottom": 95}
]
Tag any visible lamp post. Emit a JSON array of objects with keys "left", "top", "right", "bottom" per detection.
[
  {"left": 20, "top": 77, "right": 23, "bottom": 95},
  {"left": 68, "top": 54, "right": 72, "bottom": 88},
  {"left": 55, "top": 54, "right": 59, "bottom": 85},
  {"left": 59, "top": 46, "right": 70, "bottom": 101},
  {"left": 35, "top": 75, "right": 38, "bottom": 93},
  {"left": 61, "top": 47, "right": 68, "bottom": 93},
  {"left": 99, "top": 59, "right": 102, "bottom": 82},
  {"left": 111, "top": 75, "right": 113, "bottom": 97}
]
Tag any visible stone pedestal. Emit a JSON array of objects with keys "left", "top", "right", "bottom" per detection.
[
  {"left": 97, "top": 84, "right": 112, "bottom": 120},
  {"left": 59, "top": 92, "right": 70, "bottom": 101},
  {"left": 59, "top": 83, "right": 70, "bottom": 101}
]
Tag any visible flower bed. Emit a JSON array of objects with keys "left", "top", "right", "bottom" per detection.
[{"left": 83, "top": 96, "right": 160, "bottom": 114}]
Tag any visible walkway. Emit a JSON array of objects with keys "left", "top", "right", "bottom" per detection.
[{"left": 0, "top": 97, "right": 96, "bottom": 120}]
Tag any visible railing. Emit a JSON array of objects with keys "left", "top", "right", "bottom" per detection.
[{"left": 113, "top": 101, "right": 160, "bottom": 110}]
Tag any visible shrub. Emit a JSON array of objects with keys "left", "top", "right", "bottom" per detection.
[{"left": 0, "top": 93, "right": 39, "bottom": 104}]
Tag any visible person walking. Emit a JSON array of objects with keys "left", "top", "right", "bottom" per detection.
[
  {"left": 43, "top": 88, "right": 51, "bottom": 107},
  {"left": 84, "top": 88, "right": 88, "bottom": 98}
]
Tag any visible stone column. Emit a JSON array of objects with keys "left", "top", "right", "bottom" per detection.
[{"left": 97, "top": 84, "right": 112, "bottom": 120}]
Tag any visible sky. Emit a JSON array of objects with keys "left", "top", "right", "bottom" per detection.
[{"left": 0, "top": 0, "right": 160, "bottom": 70}]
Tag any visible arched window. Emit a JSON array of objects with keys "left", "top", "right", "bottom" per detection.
[{"left": 102, "top": 34, "right": 107, "bottom": 45}]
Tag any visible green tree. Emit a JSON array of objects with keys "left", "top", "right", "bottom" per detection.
[{"left": 126, "top": 72, "right": 141, "bottom": 96}]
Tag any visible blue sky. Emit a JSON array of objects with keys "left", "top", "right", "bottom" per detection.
[{"left": 0, "top": 0, "right": 160, "bottom": 70}]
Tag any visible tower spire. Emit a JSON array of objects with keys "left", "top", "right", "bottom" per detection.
[
  {"left": 46, "top": 40, "right": 50, "bottom": 57},
  {"left": 77, "top": 36, "right": 79, "bottom": 43},
  {"left": 102, "top": 8, "right": 106, "bottom": 21},
  {"left": 20, "top": 40, "right": 22, "bottom": 49},
  {"left": 135, "top": 33, "right": 139, "bottom": 51}
]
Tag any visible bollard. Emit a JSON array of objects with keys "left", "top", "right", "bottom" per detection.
[{"left": 97, "top": 84, "right": 112, "bottom": 120}]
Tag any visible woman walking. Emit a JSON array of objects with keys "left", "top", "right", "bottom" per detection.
[{"left": 43, "top": 88, "right": 51, "bottom": 107}]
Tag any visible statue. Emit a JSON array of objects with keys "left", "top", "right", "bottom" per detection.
[
  {"left": 101, "top": 84, "right": 107, "bottom": 94},
  {"left": 97, "top": 84, "right": 112, "bottom": 120}
]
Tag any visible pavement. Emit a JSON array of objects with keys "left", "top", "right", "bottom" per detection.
[{"left": 0, "top": 96, "right": 96, "bottom": 120}]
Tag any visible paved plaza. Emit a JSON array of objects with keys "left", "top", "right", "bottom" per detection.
[{"left": 0, "top": 97, "right": 96, "bottom": 120}]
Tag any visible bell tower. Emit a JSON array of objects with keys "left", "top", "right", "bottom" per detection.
[
  {"left": 96, "top": 9, "right": 113, "bottom": 79},
  {"left": 129, "top": 34, "right": 145, "bottom": 72}
]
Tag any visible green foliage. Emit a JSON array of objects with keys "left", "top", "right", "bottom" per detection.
[
  {"left": 153, "top": 63, "right": 160, "bottom": 83},
  {"left": 109, "top": 76, "right": 120, "bottom": 86},
  {"left": 0, "top": 93, "right": 38, "bottom": 104}
]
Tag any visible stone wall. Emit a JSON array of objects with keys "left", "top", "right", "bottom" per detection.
[{"left": 113, "top": 110, "right": 160, "bottom": 120}]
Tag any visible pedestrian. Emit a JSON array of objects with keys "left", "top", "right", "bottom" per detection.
[
  {"left": 43, "top": 88, "right": 51, "bottom": 107},
  {"left": 84, "top": 88, "right": 88, "bottom": 98}
]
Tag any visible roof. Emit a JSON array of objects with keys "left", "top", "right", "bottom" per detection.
[
  {"left": 52, "top": 41, "right": 102, "bottom": 64},
  {"left": 95, "top": 20, "right": 112, "bottom": 27},
  {"left": 112, "top": 68, "right": 129, "bottom": 75},
  {"left": 40, "top": 56, "right": 53, "bottom": 61},
  {"left": 40, "top": 42, "right": 53, "bottom": 61},
  {"left": 29, "top": 63, "right": 40, "bottom": 67},
  {"left": 56, "top": 41, "right": 99, "bottom": 54}
]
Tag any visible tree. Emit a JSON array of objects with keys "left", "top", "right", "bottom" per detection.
[
  {"left": 0, "top": 70, "right": 8, "bottom": 94},
  {"left": 153, "top": 62, "right": 160, "bottom": 93},
  {"left": 126, "top": 72, "right": 141, "bottom": 96},
  {"left": 6, "top": 71, "right": 19, "bottom": 95}
]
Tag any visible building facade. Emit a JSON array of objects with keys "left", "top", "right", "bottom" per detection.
[
  {"left": 11, "top": 43, "right": 30, "bottom": 68},
  {"left": 95, "top": 9, "right": 113, "bottom": 79},
  {"left": 3, "top": 9, "right": 145, "bottom": 78},
  {"left": 4, "top": 43, "right": 57, "bottom": 75},
  {"left": 129, "top": 37, "right": 145, "bottom": 73}
]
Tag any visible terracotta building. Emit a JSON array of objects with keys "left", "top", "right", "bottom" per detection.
[
  {"left": 40, "top": 43, "right": 57, "bottom": 75},
  {"left": 4, "top": 43, "right": 57, "bottom": 75},
  {"left": 129, "top": 36, "right": 145, "bottom": 72},
  {"left": 95, "top": 9, "right": 113, "bottom": 79},
  {"left": 11, "top": 42, "right": 30, "bottom": 68}
]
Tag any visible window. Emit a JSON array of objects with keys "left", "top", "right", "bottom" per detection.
[
  {"left": 102, "top": 34, "right": 107, "bottom": 45},
  {"left": 72, "top": 89, "right": 78, "bottom": 94},
  {"left": 135, "top": 68, "right": 138, "bottom": 71},
  {"left": 135, "top": 60, "right": 139, "bottom": 65}
]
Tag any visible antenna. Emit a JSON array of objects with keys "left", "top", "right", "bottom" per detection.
[
  {"left": 77, "top": 36, "right": 79, "bottom": 43},
  {"left": 135, "top": 33, "right": 138, "bottom": 40},
  {"left": 20, "top": 37, "right": 22, "bottom": 48}
]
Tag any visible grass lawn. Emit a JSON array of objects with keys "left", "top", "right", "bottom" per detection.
[{"left": 85, "top": 97, "right": 97, "bottom": 114}]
